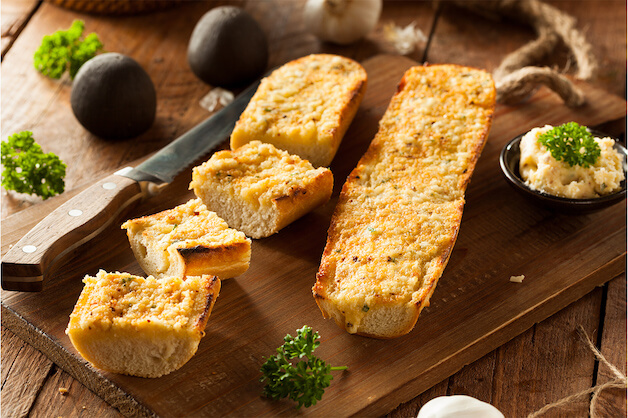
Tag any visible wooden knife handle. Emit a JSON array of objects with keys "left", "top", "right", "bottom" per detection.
[{"left": 1, "top": 174, "right": 144, "bottom": 292}]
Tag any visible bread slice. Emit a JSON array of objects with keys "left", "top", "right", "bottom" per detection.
[
  {"left": 313, "top": 64, "right": 496, "bottom": 338},
  {"left": 229, "top": 53, "right": 367, "bottom": 167},
  {"left": 190, "top": 141, "right": 333, "bottom": 239},
  {"left": 121, "top": 198, "right": 250, "bottom": 280},
  {"left": 66, "top": 270, "right": 220, "bottom": 378}
]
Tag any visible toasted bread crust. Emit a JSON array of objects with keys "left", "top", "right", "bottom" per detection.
[
  {"left": 196, "top": 276, "right": 221, "bottom": 331},
  {"left": 177, "top": 241, "right": 251, "bottom": 278},
  {"left": 313, "top": 64, "right": 496, "bottom": 338},
  {"left": 271, "top": 169, "right": 334, "bottom": 232},
  {"left": 230, "top": 54, "right": 367, "bottom": 167}
]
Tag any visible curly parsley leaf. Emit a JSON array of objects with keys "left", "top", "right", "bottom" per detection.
[
  {"left": 1, "top": 131, "right": 66, "bottom": 199},
  {"left": 537, "top": 122, "right": 601, "bottom": 168},
  {"left": 260, "top": 326, "right": 347, "bottom": 409},
  {"left": 33, "top": 20, "right": 103, "bottom": 80}
]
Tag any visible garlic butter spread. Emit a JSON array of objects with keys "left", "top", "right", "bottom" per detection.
[{"left": 519, "top": 125, "right": 625, "bottom": 199}]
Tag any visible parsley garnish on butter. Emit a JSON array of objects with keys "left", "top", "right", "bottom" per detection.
[
  {"left": 537, "top": 122, "right": 601, "bottom": 168},
  {"left": 260, "top": 326, "right": 347, "bottom": 409},
  {"left": 33, "top": 20, "right": 103, "bottom": 80},
  {"left": 1, "top": 131, "right": 66, "bottom": 200}
]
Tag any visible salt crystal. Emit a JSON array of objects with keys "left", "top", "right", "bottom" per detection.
[{"left": 199, "top": 88, "right": 235, "bottom": 112}]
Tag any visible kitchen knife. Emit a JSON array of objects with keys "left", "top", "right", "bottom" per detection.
[{"left": 1, "top": 79, "right": 260, "bottom": 292}]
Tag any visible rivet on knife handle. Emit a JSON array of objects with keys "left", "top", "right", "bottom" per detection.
[{"left": 1, "top": 173, "right": 145, "bottom": 292}]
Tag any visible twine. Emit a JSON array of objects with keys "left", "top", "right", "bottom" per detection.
[
  {"left": 496, "top": 66, "right": 585, "bottom": 107},
  {"left": 492, "top": 29, "right": 559, "bottom": 81},
  {"left": 449, "top": 0, "right": 596, "bottom": 107},
  {"left": 527, "top": 325, "right": 627, "bottom": 418}
]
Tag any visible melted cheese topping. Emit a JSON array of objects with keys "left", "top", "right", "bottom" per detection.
[
  {"left": 317, "top": 65, "right": 495, "bottom": 332},
  {"left": 68, "top": 271, "right": 212, "bottom": 332},
  {"left": 191, "top": 141, "right": 329, "bottom": 209},
  {"left": 520, "top": 125, "right": 625, "bottom": 198}
]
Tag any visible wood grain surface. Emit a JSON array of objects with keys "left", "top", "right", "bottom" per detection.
[{"left": 1, "top": 1, "right": 626, "bottom": 417}]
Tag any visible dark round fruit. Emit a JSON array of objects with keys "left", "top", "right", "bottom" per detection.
[
  {"left": 187, "top": 6, "right": 268, "bottom": 88},
  {"left": 71, "top": 53, "right": 157, "bottom": 140}
]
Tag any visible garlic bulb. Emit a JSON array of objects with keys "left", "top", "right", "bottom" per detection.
[
  {"left": 417, "top": 395, "right": 504, "bottom": 418},
  {"left": 303, "top": 0, "right": 382, "bottom": 45}
]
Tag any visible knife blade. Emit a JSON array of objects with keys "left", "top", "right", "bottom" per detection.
[{"left": 1, "top": 79, "right": 260, "bottom": 292}]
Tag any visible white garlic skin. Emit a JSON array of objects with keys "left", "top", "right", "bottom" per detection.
[
  {"left": 417, "top": 395, "right": 504, "bottom": 418},
  {"left": 303, "top": 0, "right": 383, "bottom": 45}
]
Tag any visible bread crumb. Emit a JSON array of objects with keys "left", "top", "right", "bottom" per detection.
[
  {"left": 510, "top": 275, "right": 525, "bottom": 283},
  {"left": 58, "top": 387, "right": 69, "bottom": 395}
]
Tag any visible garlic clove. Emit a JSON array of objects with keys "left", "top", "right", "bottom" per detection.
[
  {"left": 303, "top": 0, "right": 382, "bottom": 45},
  {"left": 417, "top": 395, "right": 504, "bottom": 418},
  {"left": 199, "top": 88, "right": 234, "bottom": 113},
  {"left": 383, "top": 22, "right": 427, "bottom": 55}
]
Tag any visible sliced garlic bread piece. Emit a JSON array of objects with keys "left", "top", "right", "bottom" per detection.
[
  {"left": 66, "top": 270, "right": 220, "bottom": 378},
  {"left": 122, "top": 198, "right": 250, "bottom": 280},
  {"left": 191, "top": 141, "right": 333, "bottom": 239},
  {"left": 230, "top": 53, "right": 367, "bottom": 167},
  {"left": 313, "top": 64, "right": 496, "bottom": 338}
]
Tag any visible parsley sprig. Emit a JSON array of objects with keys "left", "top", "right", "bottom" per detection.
[
  {"left": 537, "top": 122, "right": 601, "bottom": 168},
  {"left": 260, "top": 326, "right": 347, "bottom": 409},
  {"left": 34, "top": 20, "right": 103, "bottom": 80},
  {"left": 1, "top": 131, "right": 66, "bottom": 199}
]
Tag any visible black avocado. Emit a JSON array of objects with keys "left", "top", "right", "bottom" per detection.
[
  {"left": 187, "top": 6, "right": 268, "bottom": 88},
  {"left": 71, "top": 53, "right": 157, "bottom": 140}
]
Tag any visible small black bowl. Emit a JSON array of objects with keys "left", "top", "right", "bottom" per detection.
[{"left": 499, "top": 129, "right": 627, "bottom": 214}]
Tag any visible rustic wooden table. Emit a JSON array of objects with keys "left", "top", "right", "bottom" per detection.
[{"left": 1, "top": 1, "right": 626, "bottom": 417}]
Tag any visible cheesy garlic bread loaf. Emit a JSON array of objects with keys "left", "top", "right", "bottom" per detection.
[
  {"left": 122, "top": 198, "right": 251, "bottom": 280},
  {"left": 66, "top": 270, "right": 220, "bottom": 378},
  {"left": 313, "top": 64, "right": 496, "bottom": 338},
  {"left": 230, "top": 54, "right": 367, "bottom": 167},
  {"left": 191, "top": 141, "right": 333, "bottom": 239}
]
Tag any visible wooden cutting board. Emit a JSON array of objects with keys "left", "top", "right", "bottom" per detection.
[{"left": 2, "top": 55, "right": 626, "bottom": 417}]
